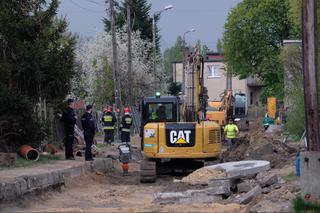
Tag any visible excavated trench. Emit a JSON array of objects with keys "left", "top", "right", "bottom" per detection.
[{"left": 0, "top": 130, "right": 299, "bottom": 212}]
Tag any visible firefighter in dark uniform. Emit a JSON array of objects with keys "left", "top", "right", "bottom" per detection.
[
  {"left": 102, "top": 106, "right": 117, "bottom": 144},
  {"left": 81, "top": 105, "right": 95, "bottom": 161},
  {"left": 120, "top": 107, "right": 133, "bottom": 143},
  {"left": 61, "top": 99, "right": 77, "bottom": 160}
]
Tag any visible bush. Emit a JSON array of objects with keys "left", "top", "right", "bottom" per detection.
[
  {"left": 293, "top": 196, "right": 320, "bottom": 212},
  {"left": 0, "top": 88, "right": 45, "bottom": 152},
  {"left": 280, "top": 45, "right": 304, "bottom": 136}
]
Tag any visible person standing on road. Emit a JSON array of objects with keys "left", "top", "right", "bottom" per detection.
[
  {"left": 120, "top": 107, "right": 133, "bottom": 143},
  {"left": 224, "top": 118, "right": 239, "bottom": 147},
  {"left": 102, "top": 106, "right": 117, "bottom": 144},
  {"left": 61, "top": 99, "right": 77, "bottom": 160},
  {"left": 81, "top": 105, "right": 95, "bottom": 161}
]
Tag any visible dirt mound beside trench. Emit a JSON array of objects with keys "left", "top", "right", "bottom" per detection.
[
  {"left": 181, "top": 167, "right": 227, "bottom": 185},
  {"left": 222, "top": 130, "right": 297, "bottom": 168}
]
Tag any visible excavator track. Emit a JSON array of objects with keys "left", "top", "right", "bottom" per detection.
[{"left": 140, "top": 159, "right": 156, "bottom": 183}]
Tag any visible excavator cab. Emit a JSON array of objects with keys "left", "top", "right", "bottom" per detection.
[{"left": 140, "top": 96, "right": 179, "bottom": 150}]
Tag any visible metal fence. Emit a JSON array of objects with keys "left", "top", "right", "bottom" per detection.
[
  {"left": 247, "top": 106, "right": 266, "bottom": 120},
  {"left": 130, "top": 106, "right": 141, "bottom": 135}
]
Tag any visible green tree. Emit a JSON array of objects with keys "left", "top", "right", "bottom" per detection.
[
  {"left": 163, "top": 36, "right": 183, "bottom": 77},
  {"left": 104, "top": 0, "right": 159, "bottom": 49},
  {"left": 284, "top": 0, "right": 320, "bottom": 136},
  {"left": 168, "top": 82, "right": 181, "bottom": 96},
  {"left": 222, "top": 0, "right": 297, "bottom": 98},
  {"left": 92, "top": 60, "right": 115, "bottom": 109},
  {"left": 289, "top": 0, "right": 320, "bottom": 100},
  {"left": 0, "top": 0, "right": 76, "bottom": 150},
  {"left": 216, "top": 38, "right": 223, "bottom": 54}
]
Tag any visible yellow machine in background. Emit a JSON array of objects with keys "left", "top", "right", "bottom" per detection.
[
  {"left": 140, "top": 47, "right": 221, "bottom": 183},
  {"left": 206, "top": 89, "right": 234, "bottom": 126},
  {"left": 267, "top": 97, "right": 277, "bottom": 119}
]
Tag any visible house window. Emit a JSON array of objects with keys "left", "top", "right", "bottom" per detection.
[{"left": 207, "top": 65, "right": 221, "bottom": 78}]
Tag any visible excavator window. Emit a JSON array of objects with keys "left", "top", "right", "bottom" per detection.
[{"left": 147, "top": 103, "right": 172, "bottom": 122}]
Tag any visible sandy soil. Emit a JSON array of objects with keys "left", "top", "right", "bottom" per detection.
[
  {"left": 1, "top": 160, "right": 245, "bottom": 213},
  {"left": 0, "top": 127, "right": 301, "bottom": 213}
]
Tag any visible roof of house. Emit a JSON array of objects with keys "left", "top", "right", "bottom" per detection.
[{"left": 172, "top": 52, "right": 225, "bottom": 64}]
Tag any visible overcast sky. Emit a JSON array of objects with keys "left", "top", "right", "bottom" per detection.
[{"left": 58, "top": 0, "right": 242, "bottom": 51}]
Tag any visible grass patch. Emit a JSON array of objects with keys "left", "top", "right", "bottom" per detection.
[
  {"left": 96, "top": 143, "right": 107, "bottom": 148},
  {"left": 293, "top": 196, "right": 320, "bottom": 212},
  {"left": 0, "top": 155, "right": 62, "bottom": 170},
  {"left": 288, "top": 135, "right": 301, "bottom": 142},
  {"left": 282, "top": 172, "right": 297, "bottom": 182}
]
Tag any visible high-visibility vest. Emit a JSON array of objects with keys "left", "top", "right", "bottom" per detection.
[
  {"left": 103, "top": 115, "right": 113, "bottom": 122},
  {"left": 150, "top": 112, "right": 157, "bottom": 120},
  {"left": 121, "top": 115, "right": 132, "bottom": 132},
  {"left": 103, "top": 126, "right": 114, "bottom": 130},
  {"left": 224, "top": 124, "right": 238, "bottom": 139}
]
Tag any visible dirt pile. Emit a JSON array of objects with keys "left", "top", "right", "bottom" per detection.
[
  {"left": 222, "top": 129, "right": 297, "bottom": 168},
  {"left": 181, "top": 167, "right": 227, "bottom": 185}
]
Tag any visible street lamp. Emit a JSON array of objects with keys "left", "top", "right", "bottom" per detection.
[
  {"left": 152, "top": 4, "right": 173, "bottom": 91},
  {"left": 182, "top": 28, "right": 196, "bottom": 95},
  {"left": 183, "top": 28, "right": 196, "bottom": 39}
]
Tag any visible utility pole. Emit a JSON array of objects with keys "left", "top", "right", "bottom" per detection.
[
  {"left": 127, "top": 5, "right": 133, "bottom": 107},
  {"left": 302, "top": 0, "right": 320, "bottom": 151},
  {"left": 300, "top": 0, "right": 320, "bottom": 200},
  {"left": 152, "top": 15, "right": 157, "bottom": 92},
  {"left": 109, "top": 0, "right": 121, "bottom": 142}
]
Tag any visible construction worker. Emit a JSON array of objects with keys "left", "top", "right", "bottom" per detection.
[
  {"left": 120, "top": 107, "right": 133, "bottom": 143},
  {"left": 156, "top": 105, "right": 166, "bottom": 121},
  {"left": 224, "top": 118, "right": 239, "bottom": 147},
  {"left": 102, "top": 106, "right": 117, "bottom": 144},
  {"left": 81, "top": 105, "right": 95, "bottom": 161},
  {"left": 61, "top": 99, "right": 77, "bottom": 160}
]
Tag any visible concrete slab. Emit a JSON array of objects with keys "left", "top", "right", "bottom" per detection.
[
  {"left": 300, "top": 151, "right": 320, "bottom": 199},
  {"left": 237, "top": 182, "right": 253, "bottom": 193},
  {"left": 237, "top": 185, "right": 262, "bottom": 204},
  {"left": 258, "top": 174, "right": 278, "bottom": 188},
  {"left": 207, "top": 160, "right": 270, "bottom": 179},
  {"left": 0, "top": 158, "right": 113, "bottom": 202},
  {"left": 154, "top": 190, "right": 223, "bottom": 205}
]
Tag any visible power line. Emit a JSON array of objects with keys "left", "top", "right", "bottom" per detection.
[
  {"left": 69, "top": 0, "right": 105, "bottom": 12},
  {"left": 85, "top": 0, "right": 105, "bottom": 6}
]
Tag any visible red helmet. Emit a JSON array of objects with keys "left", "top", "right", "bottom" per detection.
[
  {"left": 124, "top": 107, "right": 130, "bottom": 114},
  {"left": 103, "top": 106, "right": 112, "bottom": 112},
  {"left": 107, "top": 106, "right": 112, "bottom": 112}
]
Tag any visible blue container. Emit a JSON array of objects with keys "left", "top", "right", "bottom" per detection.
[{"left": 296, "top": 152, "right": 300, "bottom": 177}]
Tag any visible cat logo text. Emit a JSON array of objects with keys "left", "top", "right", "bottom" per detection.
[{"left": 169, "top": 130, "right": 191, "bottom": 144}]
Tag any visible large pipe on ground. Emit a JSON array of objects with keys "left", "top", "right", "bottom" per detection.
[{"left": 18, "top": 145, "right": 40, "bottom": 161}]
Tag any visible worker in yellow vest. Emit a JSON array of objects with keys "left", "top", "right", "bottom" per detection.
[{"left": 224, "top": 118, "right": 239, "bottom": 147}]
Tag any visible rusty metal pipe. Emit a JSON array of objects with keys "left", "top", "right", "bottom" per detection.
[{"left": 18, "top": 145, "right": 39, "bottom": 161}]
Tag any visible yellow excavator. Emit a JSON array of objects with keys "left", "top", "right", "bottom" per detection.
[
  {"left": 139, "top": 47, "right": 221, "bottom": 183},
  {"left": 205, "top": 68, "right": 249, "bottom": 131},
  {"left": 206, "top": 89, "right": 234, "bottom": 126}
]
